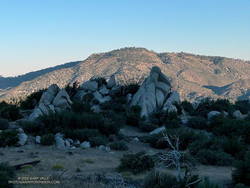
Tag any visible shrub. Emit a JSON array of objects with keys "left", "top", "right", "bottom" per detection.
[
  {"left": 234, "top": 184, "right": 250, "bottom": 188},
  {"left": 139, "top": 122, "right": 158, "bottom": 132},
  {"left": 118, "top": 151, "right": 154, "bottom": 174},
  {"left": 0, "top": 102, "right": 22, "bottom": 121},
  {"left": 232, "top": 152, "right": 250, "bottom": 186},
  {"left": 143, "top": 170, "right": 178, "bottom": 188},
  {"left": 187, "top": 116, "right": 208, "bottom": 130},
  {"left": 71, "top": 100, "right": 91, "bottom": 113},
  {"left": 52, "top": 164, "right": 64, "bottom": 171},
  {"left": 18, "top": 120, "right": 40, "bottom": 135},
  {"left": 196, "top": 178, "right": 220, "bottom": 188},
  {"left": 0, "top": 130, "right": 19, "bottom": 147},
  {"left": 19, "top": 89, "right": 44, "bottom": 110},
  {"left": 0, "top": 162, "right": 15, "bottom": 188},
  {"left": 195, "top": 149, "right": 233, "bottom": 166},
  {"left": 0, "top": 118, "right": 9, "bottom": 130},
  {"left": 221, "top": 137, "right": 246, "bottom": 158},
  {"left": 89, "top": 136, "right": 108, "bottom": 146},
  {"left": 91, "top": 77, "right": 107, "bottom": 87},
  {"left": 40, "top": 134, "right": 54, "bottom": 146},
  {"left": 181, "top": 101, "right": 195, "bottom": 115},
  {"left": 109, "top": 141, "right": 128, "bottom": 151},
  {"left": 64, "top": 129, "right": 100, "bottom": 142},
  {"left": 98, "top": 120, "right": 120, "bottom": 136},
  {"left": 234, "top": 100, "right": 250, "bottom": 114},
  {"left": 126, "top": 105, "right": 141, "bottom": 126}
]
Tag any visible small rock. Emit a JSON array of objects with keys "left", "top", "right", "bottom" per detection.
[
  {"left": 91, "top": 105, "right": 101, "bottom": 113},
  {"left": 126, "top": 93, "right": 132, "bottom": 103},
  {"left": 18, "top": 133, "right": 28, "bottom": 146},
  {"left": 55, "top": 134, "right": 65, "bottom": 149},
  {"left": 80, "top": 141, "right": 91, "bottom": 149},
  {"left": 35, "top": 136, "right": 41, "bottom": 144},
  {"left": 99, "top": 86, "right": 109, "bottom": 95},
  {"left": 132, "top": 137, "right": 140, "bottom": 142},
  {"left": 18, "top": 128, "right": 24, "bottom": 133},
  {"left": 149, "top": 126, "right": 166, "bottom": 135},
  {"left": 81, "top": 81, "right": 98, "bottom": 91},
  {"left": 107, "top": 75, "right": 116, "bottom": 89},
  {"left": 233, "top": 110, "right": 247, "bottom": 119},
  {"left": 98, "top": 145, "right": 111, "bottom": 152},
  {"left": 65, "top": 140, "right": 71, "bottom": 148},
  {"left": 207, "top": 111, "right": 221, "bottom": 120}
]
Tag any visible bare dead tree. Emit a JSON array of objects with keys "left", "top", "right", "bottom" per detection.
[{"left": 159, "top": 133, "right": 201, "bottom": 187}]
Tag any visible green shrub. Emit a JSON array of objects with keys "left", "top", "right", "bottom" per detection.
[
  {"left": 126, "top": 105, "right": 141, "bottom": 126},
  {"left": 196, "top": 149, "right": 233, "bottom": 166},
  {"left": 139, "top": 122, "right": 158, "bottom": 132},
  {"left": 0, "top": 102, "right": 22, "bottom": 121},
  {"left": 181, "top": 101, "right": 195, "bottom": 115},
  {"left": 109, "top": 141, "right": 128, "bottom": 151},
  {"left": 0, "top": 162, "right": 15, "bottom": 188},
  {"left": 71, "top": 100, "right": 91, "bottom": 113},
  {"left": 234, "top": 184, "right": 250, "bottom": 188},
  {"left": 143, "top": 170, "right": 178, "bottom": 188},
  {"left": 40, "top": 134, "right": 54, "bottom": 146},
  {"left": 118, "top": 151, "right": 154, "bottom": 174},
  {"left": 0, "top": 130, "right": 19, "bottom": 147},
  {"left": 196, "top": 178, "right": 220, "bottom": 188},
  {"left": 187, "top": 116, "right": 208, "bottom": 130},
  {"left": 234, "top": 100, "right": 250, "bottom": 114},
  {"left": 19, "top": 89, "right": 44, "bottom": 110},
  {"left": 91, "top": 77, "right": 107, "bottom": 87},
  {"left": 18, "top": 120, "right": 40, "bottom": 135},
  {"left": 89, "top": 136, "right": 108, "bottom": 146},
  {"left": 221, "top": 137, "right": 246, "bottom": 158},
  {"left": 232, "top": 152, "right": 250, "bottom": 186},
  {"left": 0, "top": 118, "right": 9, "bottom": 130},
  {"left": 98, "top": 120, "right": 120, "bottom": 136},
  {"left": 64, "top": 129, "right": 100, "bottom": 142}
]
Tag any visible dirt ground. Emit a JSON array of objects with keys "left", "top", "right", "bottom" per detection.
[{"left": 0, "top": 126, "right": 233, "bottom": 187}]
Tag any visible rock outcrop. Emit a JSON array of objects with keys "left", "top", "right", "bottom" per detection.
[
  {"left": 28, "top": 84, "right": 72, "bottom": 121},
  {"left": 131, "top": 66, "right": 180, "bottom": 117}
]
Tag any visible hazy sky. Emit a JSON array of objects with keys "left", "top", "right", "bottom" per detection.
[{"left": 0, "top": 0, "right": 249, "bottom": 77}]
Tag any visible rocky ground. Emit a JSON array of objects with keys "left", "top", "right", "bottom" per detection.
[{"left": 0, "top": 126, "right": 232, "bottom": 188}]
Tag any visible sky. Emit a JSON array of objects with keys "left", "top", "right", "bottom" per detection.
[{"left": 0, "top": 0, "right": 249, "bottom": 77}]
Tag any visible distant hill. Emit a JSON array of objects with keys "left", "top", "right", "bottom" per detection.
[
  {"left": 0, "top": 61, "right": 81, "bottom": 89},
  {"left": 1, "top": 47, "right": 250, "bottom": 102}
]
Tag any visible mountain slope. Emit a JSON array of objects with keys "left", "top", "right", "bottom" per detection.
[{"left": 1, "top": 47, "right": 250, "bottom": 102}]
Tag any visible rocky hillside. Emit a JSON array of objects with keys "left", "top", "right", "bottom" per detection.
[{"left": 1, "top": 47, "right": 250, "bottom": 102}]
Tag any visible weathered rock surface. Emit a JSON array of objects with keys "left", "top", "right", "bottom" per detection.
[
  {"left": 28, "top": 85, "right": 72, "bottom": 121},
  {"left": 81, "top": 81, "right": 98, "bottom": 92},
  {"left": 207, "top": 111, "right": 221, "bottom": 120},
  {"left": 131, "top": 66, "right": 180, "bottom": 117}
]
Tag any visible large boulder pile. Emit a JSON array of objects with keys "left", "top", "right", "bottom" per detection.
[
  {"left": 131, "top": 66, "right": 180, "bottom": 117},
  {"left": 29, "top": 84, "right": 72, "bottom": 121},
  {"left": 73, "top": 77, "right": 117, "bottom": 112}
]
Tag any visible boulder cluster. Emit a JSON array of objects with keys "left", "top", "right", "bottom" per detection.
[
  {"left": 131, "top": 66, "right": 180, "bottom": 117},
  {"left": 29, "top": 85, "right": 72, "bottom": 121}
]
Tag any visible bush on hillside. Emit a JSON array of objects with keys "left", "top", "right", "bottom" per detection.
[
  {"left": 19, "top": 89, "right": 45, "bottom": 110},
  {"left": 143, "top": 170, "right": 178, "bottom": 188},
  {"left": 195, "top": 149, "right": 233, "bottom": 166},
  {"left": 0, "top": 162, "right": 16, "bottom": 188},
  {"left": 118, "top": 152, "right": 154, "bottom": 174},
  {"left": 187, "top": 116, "right": 208, "bottom": 130},
  {"left": 71, "top": 100, "right": 91, "bottom": 113},
  {"left": 64, "top": 129, "right": 100, "bottom": 142},
  {"left": 0, "top": 118, "right": 9, "bottom": 130},
  {"left": 181, "top": 100, "right": 195, "bottom": 115},
  {"left": 0, "top": 102, "right": 22, "bottom": 121},
  {"left": 232, "top": 152, "right": 250, "bottom": 186},
  {"left": 89, "top": 136, "right": 108, "bottom": 147},
  {"left": 0, "top": 130, "right": 19, "bottom": 147},
  {"left": 109, "top": 141, "right": 128, "bottom": 151},
  {"left": 40, "top": 134, "right": 54, "bottom": 146},
  {"left": 18, "top": 120, "right": 41, "bottom": 135},
  {"left": 126, "top": 105, "right": 141, "bottom": 126}
]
